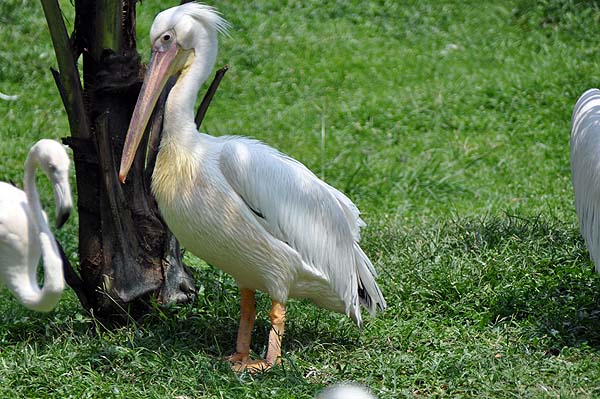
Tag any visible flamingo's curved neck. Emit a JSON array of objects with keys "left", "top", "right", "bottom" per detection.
[{"left": 17, "top": 153, "right": 64, "bottom": 311}]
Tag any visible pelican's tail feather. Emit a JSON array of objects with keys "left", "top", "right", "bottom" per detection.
[{"left": 352, "top": 243, "right": 386, "bottom": 327}]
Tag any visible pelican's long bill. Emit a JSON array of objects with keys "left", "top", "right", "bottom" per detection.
[{"left": 119, "top": 43, "right": 181, "bottom": 183}]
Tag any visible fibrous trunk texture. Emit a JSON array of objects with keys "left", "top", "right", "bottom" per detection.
[{"left": 41, "top": 0, "right": 195, "bottom": 318}]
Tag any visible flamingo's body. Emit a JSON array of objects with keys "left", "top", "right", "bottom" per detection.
[
  {"left": 0, "top": 139, "right": 72, "bottom": 311},
  {"left": 119, "top": 3, "right": 386, "bottom": 371}
]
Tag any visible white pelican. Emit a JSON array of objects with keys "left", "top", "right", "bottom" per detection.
[
  {"left": 0, "top": 139, "right": 72, "bottom": 311},
  {"left": 571, "top": 88, "right": 600, "bottom": 273},
  {"left": 119, "top": 3, "right": 386, "bottom": 371}
]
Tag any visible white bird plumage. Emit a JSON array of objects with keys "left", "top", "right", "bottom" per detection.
[
  {"left": 316, "top": 383, "right": 377, "bottom": 399},
  {"left": 571, "top": 88, "right": 600, "bottom": 273},
  {"left": 119, "top": 3, "right": 386, "bottom": 371},
  {"left": 0, "top": 139, "right": 72, "bottom": 311}
]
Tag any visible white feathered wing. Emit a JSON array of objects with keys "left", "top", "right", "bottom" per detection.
[{"left": 219, "top": 138, "right": 386, "bottom": 325}]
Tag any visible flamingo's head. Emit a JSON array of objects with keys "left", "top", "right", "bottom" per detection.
[{"left": 33, "top": 139, "right": 73, "bottom": 229}]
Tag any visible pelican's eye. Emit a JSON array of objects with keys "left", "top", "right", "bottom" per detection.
[{"left": 154, "top": 32, "right": 175, "bottom": 52}]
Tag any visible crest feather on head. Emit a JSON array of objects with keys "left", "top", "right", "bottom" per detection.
[{"left": 150, "top": 2, "right": 230, "bottom": 43}]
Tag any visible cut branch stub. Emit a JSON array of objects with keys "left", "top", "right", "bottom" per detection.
[
  {"left": 195, "top": 65, "right": 229, "bottom": 129},
  {"left": 56, "top": 239, "right": 92, "bottom": 312}
]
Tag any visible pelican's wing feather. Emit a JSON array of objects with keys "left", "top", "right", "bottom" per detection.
[
  {"left": 219, "top": 138, "right": 385, "bottom": 322},
  {"left": 571, "top": 88, "right": 600, "bottom": 273}
]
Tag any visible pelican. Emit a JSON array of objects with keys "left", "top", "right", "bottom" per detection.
[
  {"left": 571, "top": 88, "right": 600, "bottom": 273},
  {"left": 119, "top": 3, "right": 386, "bottom": 371},
  {"left": 0, "top": 139, "right": 72, "bottom": 311}
]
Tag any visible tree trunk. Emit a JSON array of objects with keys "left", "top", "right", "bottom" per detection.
[{"left": 40, "top": 0, "right": 195, "bottom": 317}]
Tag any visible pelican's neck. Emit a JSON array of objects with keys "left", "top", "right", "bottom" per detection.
[
  {"left": 152, "top": 43, "right": 218, "bottom": 205},
  {"left": 163, "top": 45, "right": 216, "bottom": 143},
  {"left": 19, "top": 152, "right": 64, "bottom": 311}
]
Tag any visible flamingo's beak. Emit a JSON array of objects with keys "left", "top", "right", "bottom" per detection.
[
  {"left": 119, "top": 42, "right": 185, "bottom": 183},
  {"left": 56, "top": 206, "right": 71, "bottom": 229},
  {"left": 54, "top": 179, "right": 72, "bottom": 229}
]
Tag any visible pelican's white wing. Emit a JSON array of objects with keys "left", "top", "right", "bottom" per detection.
[
  {"left": 219, "top": 138, "right": 386, "bottom": 324},
  {"left": 571, "top": 88, "right": 600, "bottom": 273}
]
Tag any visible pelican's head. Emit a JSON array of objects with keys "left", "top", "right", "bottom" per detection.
[
  {"left": 32, "top": 139, "right": 73, "bottom": 229},
  {"left": 119, "top": 3, "right": 229, "bottom": 183}
]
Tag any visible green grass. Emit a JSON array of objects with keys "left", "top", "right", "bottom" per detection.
[{"left": 2, "top": 0, "right": 600, "bottom": 397}]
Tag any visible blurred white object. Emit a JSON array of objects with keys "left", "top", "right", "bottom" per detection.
[
  {"left": 0, "top": 92, "right": 18, "bottom": 101},
  {"left": 317, "top": 383, "right": 377, "bottom": 399},
  {"left": 440, "top": 43, "right": 460, "bottom": 55}
]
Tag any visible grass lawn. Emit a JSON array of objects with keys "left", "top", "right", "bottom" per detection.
[{"left": 2, "top": 0, "right": 600, "bottom": 397}]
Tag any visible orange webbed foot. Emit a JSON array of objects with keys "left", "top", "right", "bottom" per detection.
[
  {"left": 230, "top": 358, "right": 277, "bottom": 373},
  {"left": 225, "top": 352, "right": 249, "bottom": 364}
]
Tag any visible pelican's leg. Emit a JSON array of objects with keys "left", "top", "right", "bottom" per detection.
[
  {"left": 226, "top": 288, "right": 256, "bottom": 367},
  {"left": 234, "top": 300, "right": 286, "bottom": 373},
  {"left": 265, "top": 300, "right": 286, "bottom": 365}
]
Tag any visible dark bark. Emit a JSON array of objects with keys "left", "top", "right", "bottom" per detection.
[{"left": 40, "top": 0, "right": 195, "bottom": 318}]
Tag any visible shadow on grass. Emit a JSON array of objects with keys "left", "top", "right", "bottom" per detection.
[
  {"left": 454, "top": 213, "right": 600, "bottom": 348},
  {"left": 6, "top": 211, "right": 596, "bottom": 364},
  {"left": 0, "top": 265, "right": 361, "bottom": 368},
  {"left": 368, "top": 212, "right": 600, "bottom": 351}
]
